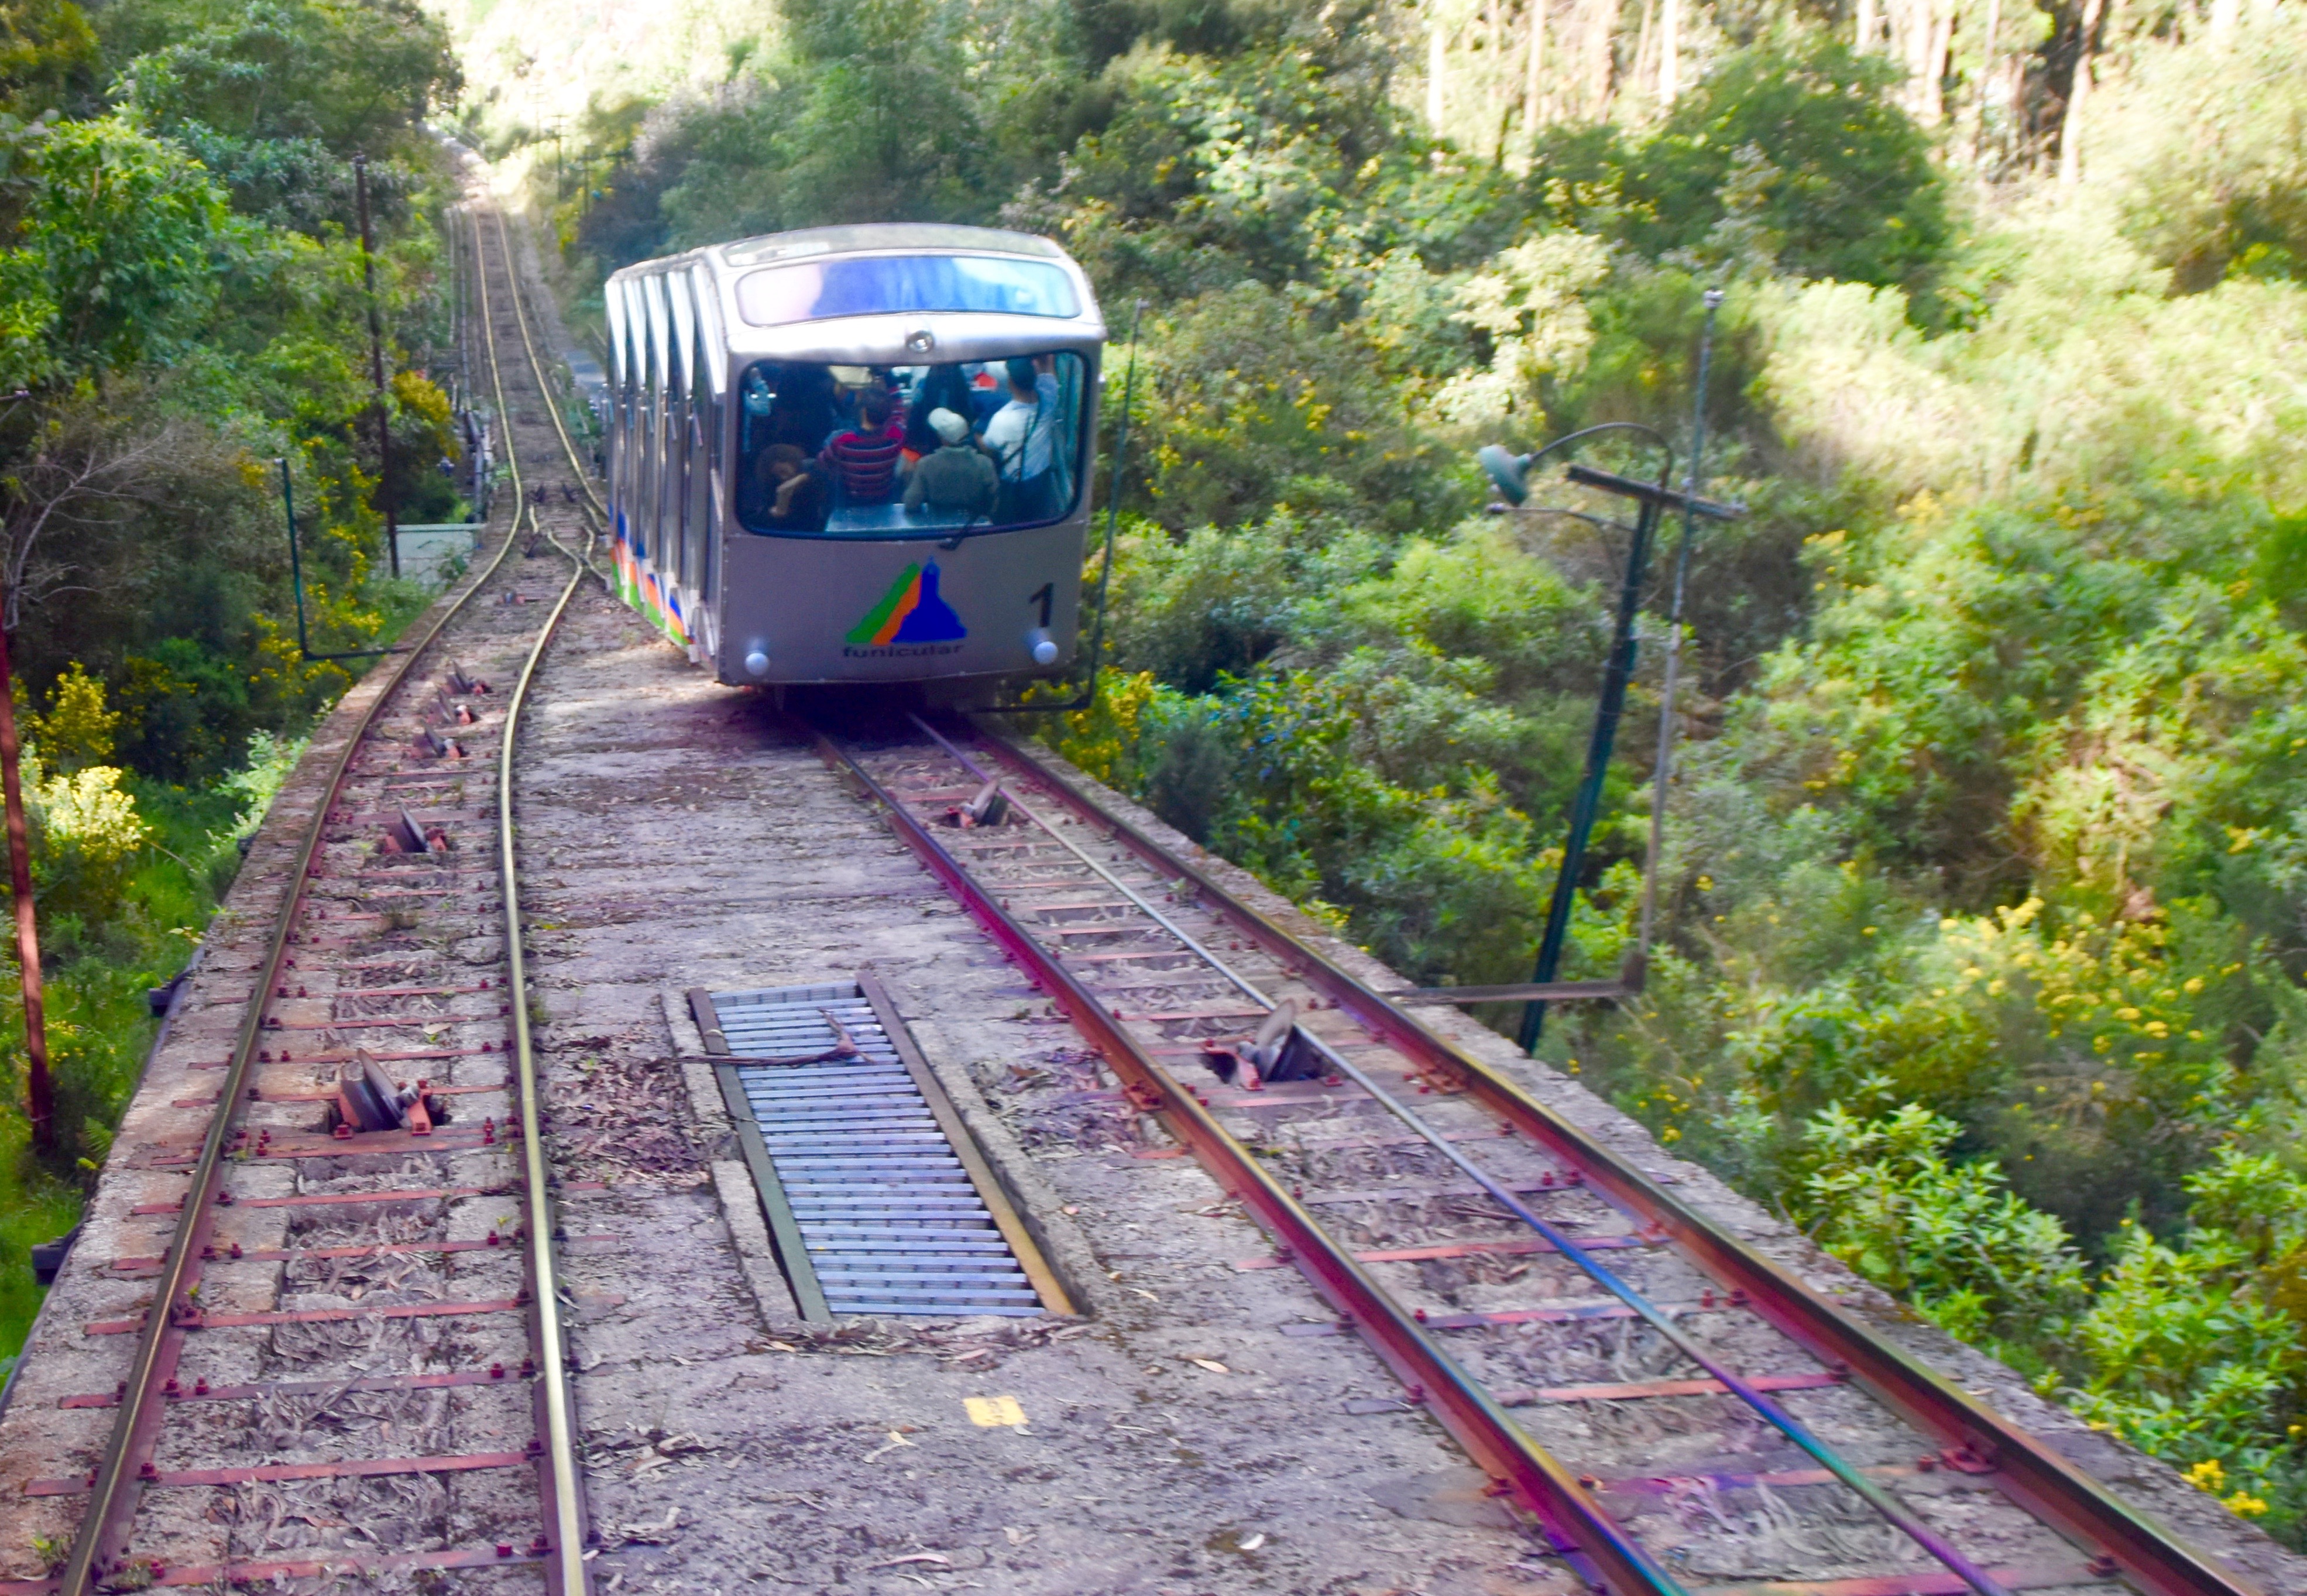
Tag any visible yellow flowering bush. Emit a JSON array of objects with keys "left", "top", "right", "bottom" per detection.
[{"left": 19, "top": 744, "right": 150, "bottom": 925}]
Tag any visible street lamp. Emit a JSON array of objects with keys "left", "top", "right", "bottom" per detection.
[{"left": 1478, "top": 291, "right": 1737, "bottom": 1054}]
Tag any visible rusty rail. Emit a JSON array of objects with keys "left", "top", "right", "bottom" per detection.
[
  {"left": 968, "top": 722, "right": 2263, "bottom": 1596},
  {"left": 476, "top": 190, "right": 593, "bottom": 1596},
  {"left": 52, "top": 193, "right": 594, "bottom": 1596},
  {"left": 811, "top": 724, "right": 1693, "bottom": 1596}
]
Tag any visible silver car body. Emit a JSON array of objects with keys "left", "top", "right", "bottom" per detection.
[{"left": 601, "top": 224, "right": 1106, "bottom": 688}]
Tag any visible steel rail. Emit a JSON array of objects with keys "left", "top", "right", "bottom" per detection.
[
  {"left": 810, "top": 723, "right": 1693, "bottom": 1596},
  {"left": 966, "top": 723, "right": 2264, "bottom": 1596},
  {"left": 490, "top": 207, "right": 606, "bottom": 521},
  {"left": 905, "top": 716, "right": 2010, "bottom": 1595},
  {"left": 489, "top": 207, "right": 613, "bottom": 599},
  {"left": 905, "top": 713, "right": 1267, "bottom": 1007},
  {"left": 478, "top": 191, "right": 595, "bottom": 1596},
  {"left": 51, "top": 194, "right": 567, "bottom": 1596}
]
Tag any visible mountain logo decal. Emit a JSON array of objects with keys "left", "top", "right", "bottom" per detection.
[{"left": 846, "top": 561, "right": 967, "bottom": 647}]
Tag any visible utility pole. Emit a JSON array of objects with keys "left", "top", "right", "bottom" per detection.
[
  {"left": 1514, "top": 462, "right": 1739, "bottom": 1054},
  {"left": 0, "top": 603, "right": 52, "bottom": 1153},
  {"left": 356, "top": 153, "right": 400, "bottom": 579},
  {"left": 1632, "top": 288, "right": 1725, "bottom": 981}
]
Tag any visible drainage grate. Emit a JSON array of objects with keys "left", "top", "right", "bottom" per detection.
[{"left": 692, "top": 979, "right": 1066, "bottom": 1322}]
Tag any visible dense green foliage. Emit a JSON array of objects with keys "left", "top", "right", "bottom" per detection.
[
  {"left": 514, "top": 0, "right": 2307, "bottom": 1539},
  {"left": 0, "top": 0, "right": 459, "bottom": 1373},
  {"left": 1542, "top": 39, "right": 1952, "bottom": 296},
  {"left": 12, "top": 0, "right": 2307, "bottom": 1548}
]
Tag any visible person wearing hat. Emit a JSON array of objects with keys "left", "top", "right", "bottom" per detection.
[{"left": 903, "top": 407, "right": 998, "bottom": 519}]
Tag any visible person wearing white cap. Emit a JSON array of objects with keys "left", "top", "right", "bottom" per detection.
[{"left": 903, "top": 407, "right": 997, "bottom": 519}]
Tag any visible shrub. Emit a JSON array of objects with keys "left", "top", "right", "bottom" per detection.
[{"left": 1794, "top": 1103, "right": 2089, "bottom": 1354}]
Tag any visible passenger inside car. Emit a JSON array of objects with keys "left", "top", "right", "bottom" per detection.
[
  {"left": 903, "top": 408, "right": 996, "bottom": 519},
  {"left": 822, "top": 389, "right": 905, "bottom": 503},
  {"left": 904, "top": 365, "right": 980, "bottom": 459},
  {"left": 981, "top": 356, "right": 1060, "bottom": 524},
  {"left": 764, "top": 363, "right": 836, "bottom": 451},
  {"left": 733, "top": 352, "right": 1081, "bottom": 534},
  {"left": 756, "top": 444, "right": 830, "bottom": 532}
]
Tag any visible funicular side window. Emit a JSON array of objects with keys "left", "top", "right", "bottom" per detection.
[{"left": 734, "top": 352, "right": 1086, "bottom": 538}]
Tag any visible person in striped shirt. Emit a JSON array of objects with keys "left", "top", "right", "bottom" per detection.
[{"left": 821, "top": 387, "right": 905, "bottom": 504}]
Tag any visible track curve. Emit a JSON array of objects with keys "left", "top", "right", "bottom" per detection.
[{"left": 43, "top": 177, "right": 594, "bottom": 1596}]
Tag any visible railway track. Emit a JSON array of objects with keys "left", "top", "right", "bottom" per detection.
[
  {"left": 813, "top": 713, "right": 2263, "bottom": 1596},
  {"left": 22, "top": 176, "right": 599, "bottom": 1595},
  {"left": 7, "top": 164, "right": 2289, "bottom": 1596}
]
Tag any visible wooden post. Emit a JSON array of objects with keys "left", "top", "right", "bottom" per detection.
[
  {"left": 356, "top": 153, "right": 400, "bottom": 579},
  {"left": 0, "top": 611, "right": 52, "bottom": 1154}
]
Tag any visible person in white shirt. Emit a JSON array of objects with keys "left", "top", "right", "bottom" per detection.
[{"left": 980, "top": 356, "right": 1061, "bottom": 522}]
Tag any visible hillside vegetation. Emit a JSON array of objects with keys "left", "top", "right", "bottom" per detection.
[
  {"left": 497, "top": 0, "right": 2307, "bottom": 1537},
  {"left": 0, "top": 0, "right": 2302, "bottom": 1547},
  {"left": 0, "top": 0, "right": 461, "bottom": 1369}
]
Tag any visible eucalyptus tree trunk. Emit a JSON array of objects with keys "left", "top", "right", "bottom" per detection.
[
  {"left": 1525, "top": 0, "right": 1547, "bottom": 142},
  {"left": 1584, "top": 0, "right": 1621, "bottom": 117},
  {"left": 1921, "top": 2, "right": 1954, "bottom": 122},
  {"left": 2059, "top": 0, "right": 2107, "bottom": 186},
  {"left": 1430, "top": 4, "right": 1448, "bottom": 129},
  {"left": 1971, "top": 0, "right": 2003, "bottom": 161},
  {"left": 1658, "top": 0, "right": 1679, "bottom": 103},
  {"left": 1488, "top": 0, "right": 1506, "bottom": 157},
  {"left": 1899, "top": 0, "right": 1944, "bottom": 122},
  {"left": 1630, "top": 0, "right": 1656, "bottom": 108}
]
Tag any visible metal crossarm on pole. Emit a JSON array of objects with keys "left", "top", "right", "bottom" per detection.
[{"left": 1513, "top": 425, "right": 1745, "bottom": 1053}]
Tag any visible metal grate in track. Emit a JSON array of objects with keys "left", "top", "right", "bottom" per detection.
[{"left": 708, "top": 981, "right": 1044, "bottom": 1318}]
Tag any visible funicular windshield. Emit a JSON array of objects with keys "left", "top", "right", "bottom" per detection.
[
  {"left": 734, "top": 353, "right": 1087, "bottom": 538},
  {"left": 735, "top": 254, "right": 1079, "bottom": 325}
]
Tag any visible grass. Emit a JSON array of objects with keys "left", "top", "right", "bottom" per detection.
[{"left": 0, "top": 1131, "right": 82, "bottom": 1384}]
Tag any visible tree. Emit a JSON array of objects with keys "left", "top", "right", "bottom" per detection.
[
  {"left": 15, "top": 112, "right": 234, "bottom": 375},
  {"left": 106, "top": 0, "right": 458, "bottom": 156},
  {"left": 1609, "top": 36, "right": 1950, "bottom": 293},
  {"left": 0, "top": 0, "right": 98, "bottom": 117},
  {"left": 0, "top": 399, "right": 195, "bottom": 629}
]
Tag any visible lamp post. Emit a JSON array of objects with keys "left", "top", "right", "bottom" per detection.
[
  {"left": 1633, "top": 288, "right": 1727, "bottom": 980},
  {"left": 1477, "top": 348, "right": 1740, "bottom": 1055}
]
